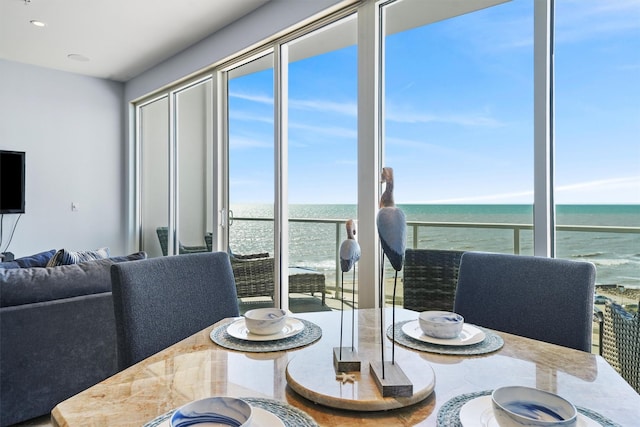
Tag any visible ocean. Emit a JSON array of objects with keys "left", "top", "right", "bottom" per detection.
[{"left": 229, "top": 204, "right": 640, "bottom": 290}]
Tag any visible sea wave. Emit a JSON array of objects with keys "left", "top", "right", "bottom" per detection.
[
  {"left": 589, "top": 258, "right": 631, "bottom": 267},
  {"left": 575, "top": 252, "right": 604, "bottom": 258}
]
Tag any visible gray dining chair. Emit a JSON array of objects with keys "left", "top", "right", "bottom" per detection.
[
  {"left": 111, "top": 252, "right": 239, "bottom": 369},
  {"left": 453, "top": 251, "right": 596, "bottom": 352},
  {"left": 403, "top": 249, "right": 464, "bottom": 312}
]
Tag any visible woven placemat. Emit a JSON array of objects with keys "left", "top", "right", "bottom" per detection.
[
  {"left": 437, "top": 390, "right": 621, "bottom": 427},
  {"left": 210, "top": 318, "right": 322, "bottom": 352},
  {"left": 144, "top": 397, "right": 318, "bottom": 427},
  {"left": 386, "top": 321, "right": 503, "bottom": 355}
]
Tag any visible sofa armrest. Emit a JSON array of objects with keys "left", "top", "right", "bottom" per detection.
[{"left": 0, "top": 293, "right": 117, "bottom": 426}]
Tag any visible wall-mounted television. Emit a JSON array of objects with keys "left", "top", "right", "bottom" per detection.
[{"left": 0, "top": 150, "right": 26, "bottom": 214}]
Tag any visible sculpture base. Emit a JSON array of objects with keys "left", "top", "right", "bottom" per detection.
[
  {"left": 286, "top": 348, "right": 433, "bottom": 411},
  {"left": 333, "top": 347, "right": 361, "bottom": 372},
  {"left": 369, "top": 361, "right": 413, "bottom": 397}
]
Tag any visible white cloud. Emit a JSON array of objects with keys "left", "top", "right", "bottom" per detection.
[
  {"left": 229, "top": 92, "right": 273, "bottom": 104},
  {"left": 386, "top": 105, "right": 505, "bottom": 127},
  {"left": 555, "top": 0, "right": 640, "bottom": 44},
  {"left": 424, "top": 190, "right": 534, "bottom": 204},
  {"left": 229, "top": 110, "right": 273, "bottom": 124},
  {"left": 289, "top": 122, "right": 357, "bottom": 139},
  {"left": 412, "top": 176, "right": 640, "bottom": 204},
  {"left": 230, "top": 92, "right": 357, "bottom": 116},
  {"left": 228, "top": 135, "right": 271, "bottom": 149},
  {"left": 555, "top": 176, "right": 640, "bottom": 203},
  {"left": 290, "top": 99, "right": 357, "bottom": 116}
]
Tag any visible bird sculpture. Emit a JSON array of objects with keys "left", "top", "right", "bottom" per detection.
[
  {"left": 338, "top": 219, "right": 361, "bottom": 357},
  {"left": 377, "top": 167, "right": 407, "bottom": 271},
  {"left": 376, "top": 167, "right": 407, "bottom": 373},
  {"left": 340, "top": 219, "right": 361, "bottom": 273}
]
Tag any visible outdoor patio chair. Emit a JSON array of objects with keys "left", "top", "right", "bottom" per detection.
[
  {"left": 230, "top": 255, "right": 326, "bottom": 304},
  {"left": 453, "top": 251, "right": 596, "bottom": 352},
  {"left": 111, "top": 252, "right": 239, "bottom": 369},
  {"left": 156, "top": 226, "right": 208, "bottom": 256},
  {"left": 403, "top": 249, "right": 464, "bottom": 312},
  {"left": 600, "top": 301, "right": 639, "bottom": 392},
  {"left": 231, "top": 252, "right": 276, "bottom": 299}
]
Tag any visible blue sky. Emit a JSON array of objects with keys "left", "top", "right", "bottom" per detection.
[{"left": 229, "top": 0, "right": 639, "bottom": 205}]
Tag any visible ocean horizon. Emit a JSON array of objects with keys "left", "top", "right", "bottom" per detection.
[{"left": 228, "top": 204, "right": 640, "bottom": 290}]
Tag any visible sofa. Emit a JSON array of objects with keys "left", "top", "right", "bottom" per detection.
[{"left": 0, "top": 250, "right": 146, "bottom": 426}]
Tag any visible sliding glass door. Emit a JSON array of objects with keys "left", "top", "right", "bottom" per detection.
[
  {"left": 139, "top": 96, "right": 169, "bottom": 258},
  {"left": 175, "top": 79, "right": 213, "bottom": 254},
  {"left": 138, "top": 78, "right": 213, "bottom": 258},
  {"left": 554, "top": 1, "right": 640, "bottom": 291},
  {"left": 226, "top": 54, "right": 275, "bottom": 258},
  {"left": 283, "top": 15, "right": 358, "bottom": 310}
]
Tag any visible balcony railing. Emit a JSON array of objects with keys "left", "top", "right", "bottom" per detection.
[{"left": 232, "top": 216, "right": 640, "bottom": 295}]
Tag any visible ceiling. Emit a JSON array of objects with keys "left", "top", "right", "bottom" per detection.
[{"left": 0, "top": 0, "right": 270, "bottom": 82}]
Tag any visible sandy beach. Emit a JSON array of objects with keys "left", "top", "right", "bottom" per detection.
[{"left": 596, "top": 286, "right": 640, "bottom": 311}]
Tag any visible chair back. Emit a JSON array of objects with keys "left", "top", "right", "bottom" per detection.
[
  {"left": 601, "top": 301, "right": 639, "bottom": 392},
  {"left": 111, "top": 252, "right": 239, "bottom": 369},
  {"left": 156, "top": 227, "right": 169, "bottom": 256},
  {"left": 453, "top": 251, "right": 596, "bottom": 352},
  {"left": 231, "top": 255, "right": 275, "bottom": 299},
  {"left": 403, "top": 249, "right": 464, "bottom": 312}
]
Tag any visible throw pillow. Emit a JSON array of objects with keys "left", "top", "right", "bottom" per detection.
[
  {"left": 0, "top": 261, "right": 20, "bottom": 269},
  {"left": 14, "top": 249, "right": 57, "bottom": 268},
  {"left": 46, "top": 247, "right": 110, "bottom": 267},
  {"left": 108, "top": 251, "right": 147, "bottom": 263}
]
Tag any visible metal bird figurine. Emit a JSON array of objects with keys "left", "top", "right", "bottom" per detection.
[
  {"left": 376, "top": 167, "right": 407, "bottom": 373},
  {"left": 377, "top": 167, "right": 407, "bottom": 271},
  {"left": 339, "top": 220, "right": 360, "bottom": 355},
  {"left": 340, "top": 219, "right": 361, "bottom": 273}
]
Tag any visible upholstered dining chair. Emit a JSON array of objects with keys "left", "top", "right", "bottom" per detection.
[
  {"left": 111, "top": 252, "right": 239, "bottom": 369},
  {"left": 600, "top": 301, "right": 639, "bottom": 392},
  {"left": 453, "top": 251, "right": 597, "bottom": 352},
  {"left": 403, "top": 249, "right": 464, "bottom": 312}
]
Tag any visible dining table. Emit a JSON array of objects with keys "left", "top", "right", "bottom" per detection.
[{"left": 51, "top": 307, "right": 640, "bottom": 426}]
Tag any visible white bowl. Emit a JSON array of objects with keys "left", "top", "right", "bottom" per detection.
[
  {"left": 491, "top": 386, "right": 578, "bottom": 427},
  {"left": 170, "top": 396, "right": 252, "bottom": 427},
  {"left": 418, "top": 311, "right": 464, "bottom": 339},
  {"left": 244, "top": 308, "right": 288, "bottom": 335}
]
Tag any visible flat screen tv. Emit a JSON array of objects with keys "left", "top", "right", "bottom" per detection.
[{"left": 0, "top": 150, "right": 26, "bottom": 214}]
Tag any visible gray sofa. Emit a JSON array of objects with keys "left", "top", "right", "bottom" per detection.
[{"left": 0, "top": 252, "right": 146, "bottom": 426}]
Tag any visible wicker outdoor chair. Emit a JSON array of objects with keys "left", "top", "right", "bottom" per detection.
[
  {"left": 205, "top": 234, "right": 325, "bottom": 302},
  {"left": 231, "top": 257, "right": 326, "bottom": 303},
  {"left": 403, "top": 249, "right": 464, "bottom": 312},
  {"left": 156, "top": 227, "right": 208, "bottom": 256},
  {"left": 230, "top": 253, "right": 275, "bottom": 299},
  {"left": 600, "top": 301, "right": 640, "bottom": 393}
]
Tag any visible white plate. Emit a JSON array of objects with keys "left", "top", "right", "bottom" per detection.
[
  {"left": 459, "top": 395, "right": 600, "bottom": 427},
  {"left": 401, "top": 320, "right": 486, "bottom": 346},
  {"left": 156, "top": 406, "right": 284, "bottom": 427},
  {"left": 227, "top": 317, "right": 305, "bottom": 341}
]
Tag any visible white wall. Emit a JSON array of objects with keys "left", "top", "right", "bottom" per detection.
[
  {"left": 124, "top": 0, "right": 347, "bottom": 102},
  {"left": 0, "top": 59, "right": 127, "bottom": 258}
]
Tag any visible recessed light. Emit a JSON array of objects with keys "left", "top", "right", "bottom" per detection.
[
  {"left": 30, "top": 20, "right": 46, "bottom": 27},
  {"left": 67, "top": 54, "right": 90, "bottom": 62}
]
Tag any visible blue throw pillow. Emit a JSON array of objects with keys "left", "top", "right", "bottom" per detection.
[
  {"left": 108, "top": 251, "right": 147, "bottom": 263},
  {"left": 46, "top": 247, "right": 110, "bottom": 267},
  {"left": 14, "top": 249, "right": 56, "bottom": 268}
]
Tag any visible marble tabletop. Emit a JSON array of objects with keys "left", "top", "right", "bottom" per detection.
[{"left": 52, "top": 308, "right": 640, "bottom": 426}]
